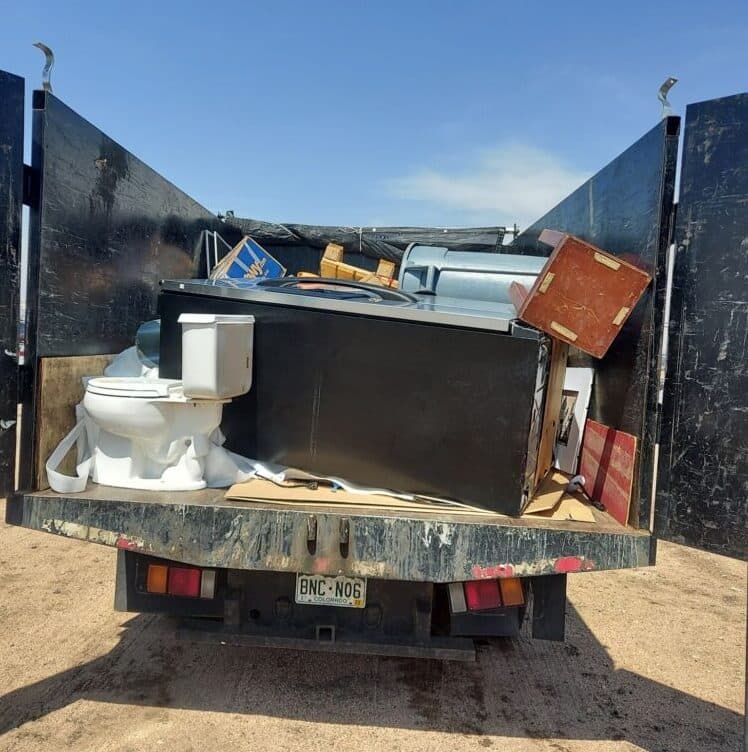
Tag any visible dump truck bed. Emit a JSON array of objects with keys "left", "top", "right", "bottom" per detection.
[{"left": 7, "top": 486, "right": 651, "bottom": 583}]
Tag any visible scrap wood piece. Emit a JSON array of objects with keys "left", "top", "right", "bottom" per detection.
[
  {"left": 375, "top": 259, "right": 396, "bottom": 281},
  {"left": 578, "top": 419, "right": 636, "bottom": 526},
  {"left": 322, "top": 242, "right": 345, "bottom": 263},
  {"left": 318, "top": 243, "right": 399, "bottom": 288},
  {"left": 514, "top": 230, "right": 652, "bottom": 358}
]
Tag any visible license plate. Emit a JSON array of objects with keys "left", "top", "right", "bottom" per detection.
[{"left": 295, "top": 573, "right": 366, "bottom": 608}]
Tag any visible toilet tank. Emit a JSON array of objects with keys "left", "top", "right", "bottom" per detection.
[{"left": 178, "top": 313, "right": 254, "bottom": 399}]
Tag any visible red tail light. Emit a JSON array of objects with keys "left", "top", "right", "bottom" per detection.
[
  {"left": 167, "top": 566, "right": 201, "bottom": 597},
  {"left": 464, "top": 579, "right": 501, "bottom": 611}
]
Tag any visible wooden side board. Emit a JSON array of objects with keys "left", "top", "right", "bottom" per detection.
[{"left": 35, "top": 355, "right": 114, "bottom": 489}]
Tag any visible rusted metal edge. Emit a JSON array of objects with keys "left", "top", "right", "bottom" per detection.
[{"left": 7, "top": 492, "right": 652, "bottom": 583}]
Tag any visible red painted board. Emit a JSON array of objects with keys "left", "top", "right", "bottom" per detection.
[{"left": 579, "top": 419, "right": 637, "bottom": 526}]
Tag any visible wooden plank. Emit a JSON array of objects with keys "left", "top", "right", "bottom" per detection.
[
  {"left": 375, "top": 259, "right": 396, "bottom": 280},
  {"left": 35, "top": 355, "right": 115, "bottom": 490},
  {"left": 318, "top": 246, "right": 399, "bottom": 288},
  {"left": 579, "top": 419, "right": 636, "bottom": 526},
  {"left": 534, "top": 339, "right": 568, "bottom": 488},
  {"left": 321, "top": 242, "right": 345, "bottom": 263}
]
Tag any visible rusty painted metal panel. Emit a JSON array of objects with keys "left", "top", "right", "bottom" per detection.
[{"left": 7, "top": 490, "right": 652, "bottom": 582}]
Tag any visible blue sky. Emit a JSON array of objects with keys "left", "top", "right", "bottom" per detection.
[{"left": 2, "top": 1, "right": 746, "bottom": 229}]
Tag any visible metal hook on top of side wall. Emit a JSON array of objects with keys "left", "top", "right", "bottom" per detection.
[
  {"left": 658, "top": 76, "right": 678, "bottom": 118},
  {"left": 33, "top": 42, "right": 55, "bottom": 93}
]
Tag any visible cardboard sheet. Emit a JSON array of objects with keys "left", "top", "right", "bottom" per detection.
[
  {"left": 532, "top": 495, "right": 596, "bottom": 523},
  {"left": 523, "top": 471, "right": 569, "bottom": 513},
  {"left": 522, "top": 471, "right": 596, "bottom": 523},
  {"left": 225, "top": 478, "right": 498, "bottom": 516},
  {"left": 225, "top": 473, "right": 596, "bottom": 524}
]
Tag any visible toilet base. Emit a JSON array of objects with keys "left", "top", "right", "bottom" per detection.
[{"left": 90, "top": 429, "right": 209, "bottom": 492}]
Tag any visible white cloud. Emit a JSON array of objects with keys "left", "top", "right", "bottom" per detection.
[{"left": 387, "top": 143, "right": 590, "bottom": 228}]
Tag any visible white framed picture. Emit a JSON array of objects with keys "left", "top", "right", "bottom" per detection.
[{"left": 554, "top": 367, "right": 594, "bottom": 474}]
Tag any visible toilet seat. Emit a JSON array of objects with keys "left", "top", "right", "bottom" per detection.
[
  {"left": 86, "top": 377, "right": 230, "bottom": 404},
  {"left": 86, "top": 377, "right": 182, "bottom": 399}
]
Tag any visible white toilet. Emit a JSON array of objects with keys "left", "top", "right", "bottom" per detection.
[{"left": 82, "top": 313, "right": 254, "bottom": 491}]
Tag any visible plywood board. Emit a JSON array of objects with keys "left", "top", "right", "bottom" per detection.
[
  {"left": 579, "top": 419, "right": 637, "bottom": 526},
  {"left": 35, "top": 355, "right": 115, "bottom": 490}
]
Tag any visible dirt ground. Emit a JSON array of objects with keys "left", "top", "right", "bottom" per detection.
[{"left": 0, "top": 499, "right": 744, "bottom": 752}]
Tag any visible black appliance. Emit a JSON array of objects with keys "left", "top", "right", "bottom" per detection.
[{"left": 158, "top": 278, "right": 550, "bottom": 515}]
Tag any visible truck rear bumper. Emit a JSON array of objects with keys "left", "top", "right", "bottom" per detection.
[
  {"left": 6, "top": 485, "right": 653, "bottom": 582},
  {"left": 175, "top": 618, "right": 478, "bottom": 662}
]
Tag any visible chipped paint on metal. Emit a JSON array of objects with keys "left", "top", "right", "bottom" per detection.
[
  {"left": 472, "top": 563, "right": 515, "bottom": 579},
  {"left": 473, "top": 556, "right": 596, "bottom": 579},
  {"left": 420, "top": 521, "right": 454, "bottom": 549},
  {"left": 553, "top": 555, "right": 596, "bottom": 573},
  {"left": 115, "top": 536, "right": 144, "bottom": 551},
  {"left": 41, "top": 518, "right": 146, "bottom": 551}
]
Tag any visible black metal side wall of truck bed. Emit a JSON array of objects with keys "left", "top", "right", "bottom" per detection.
[
  {"left": 656, "top": 94, "right": 748, "bottom": 560},
  {"left": 510, "top": 117, "right": 680, "bottom": 533},
  {"left": 18, "top": 91, "right": 222, "bottom": 490},
  {"left": 0, "top": 71, "right": 23, "bottom": 496}
]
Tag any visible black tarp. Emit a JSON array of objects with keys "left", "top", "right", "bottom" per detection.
[{"left": 223, "top": 216, "right": 506, "bottom": 273}]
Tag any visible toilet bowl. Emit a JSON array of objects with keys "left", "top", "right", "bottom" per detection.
[
  {"left": 83, "top": 378, "right": 228, "bottom": 490},
  {"left": 81, "top": 313, "right": 254, "bottom": 491}
]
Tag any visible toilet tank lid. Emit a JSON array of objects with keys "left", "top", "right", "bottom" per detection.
[
  {"left": 178, "top": 313, "right": 255, "bottom": 325},
  {"left": 86, "top": 377, "right": 182, "bottom": 399}
]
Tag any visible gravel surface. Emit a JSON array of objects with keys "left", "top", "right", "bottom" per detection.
[{"left": 0, "top": 499, "right": 744, "bottom": 752}]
